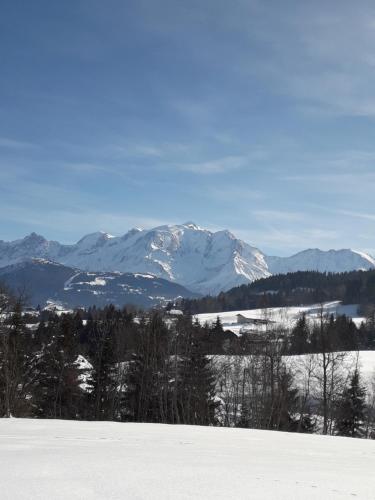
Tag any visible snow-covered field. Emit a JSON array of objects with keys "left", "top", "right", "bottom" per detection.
[
  {"left": 1, "top": 419, "right": 375, "bottom": 500},
  {"left": 196, "top": 301, "right": 365, "bottom": 335}
]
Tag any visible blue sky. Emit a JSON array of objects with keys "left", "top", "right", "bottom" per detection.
[{"left": 1, "top": 1, "right": 375, "bottom": 256}]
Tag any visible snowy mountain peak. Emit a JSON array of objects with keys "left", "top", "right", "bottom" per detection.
[
  {"left": 20, "top": 232, "right": 48, "bottom": 246},
  {"left": 1, "top": 224, "right": 375, "bottom": 294},
  {"left": 128, "top": 227, "right": 142, "bottom": 234},
  {"left": 76, "top": 231, "right": 113, "bottom": 246},
  {"left": 182, "top": 221, "right": 201, "bottom": 230},
  {"left": 266, "top": 248, "right": 375, "bottom": 275},
  {"left": 0, "top": 224, "right": 268, "bottom": 294}
]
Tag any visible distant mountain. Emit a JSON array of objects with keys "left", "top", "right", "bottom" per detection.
[
  {"left": 0, "top": 223, "right": 269, "bottom": 294},
  {"left": 266, "top": 249, "right": 375, "bottom": 275},
  {"left": 0, "top": 259, "right": 198, "bottom": 309},
  {"left": 0, "top": 223, "right": 374, "bottom": 295}
]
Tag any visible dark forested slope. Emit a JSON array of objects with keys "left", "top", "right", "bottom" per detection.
[{"left": 178, "top": 270, "right": 375, "bottom": 314}]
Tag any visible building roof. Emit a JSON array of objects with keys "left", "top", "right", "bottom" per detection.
[{"left": 236, "top": 313, "right": 275, "bottom": 324}]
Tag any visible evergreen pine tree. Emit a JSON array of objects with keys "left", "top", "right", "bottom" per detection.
[
  {"left": 212, "top": 316, "right": 223, "bottom": 334},
  {"left": 335, "top": 370, "right": 366, "bottom": 438},
  {"left": 298, "top": 412, "right": 317, "bottom": 434},
  {"left": 88, "top": 308, "right": 118, "bottom": 420},
  {"left": 33, "top": 315, "right": 83, "bottom": 419},
  {"left": 179, "top": 327, "right": 219, "bottom": 426},
  {"left": 289, "top": 313, "right": 310, "bottom": 354}
]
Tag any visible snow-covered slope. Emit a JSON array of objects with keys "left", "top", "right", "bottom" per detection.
[
  {"left": 1, "top": 419, "right": 374, "bottom": 500},
  {"left": 1, "top": 224, "right": 374, "bottom": 295},
  {"left": 266, "top": 248, "right": 375, "bottom": 275},
  {"left": 195, "top": 301, "right": 365, "bottom": 336},
  {"left": 0, "top": 223, "right": 269, "bottom": 294}
]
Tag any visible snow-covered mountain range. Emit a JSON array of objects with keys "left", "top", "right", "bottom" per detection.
[{"left": 1, "top": 222, "right": 374, "bottom": 295}]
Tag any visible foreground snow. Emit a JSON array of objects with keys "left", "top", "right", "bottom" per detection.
[{"left": 1, "top": 420, "right": 375, "bottom": 499}]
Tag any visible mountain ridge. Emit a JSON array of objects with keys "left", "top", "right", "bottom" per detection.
[
  {"left": 0, "top": 258, "right": 199, "bottom": 308},
  {"left": 1, "top": 223, "right": 374, "bottom": 294},
  {"left": 265, "top": 248, "right": 375, "bottom": 275}
]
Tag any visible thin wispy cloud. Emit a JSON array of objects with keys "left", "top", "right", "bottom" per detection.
[
  {"left": 336, "top": 210, "right": 375, "bottom": 222},
  {"left": 0, "top": 204, "right": 170, "bottom": 243},
  {"left": 62, "top": 162, "right": 110, "bottom": 173},
  {"left": 0, "top": 137, "right": 36, "bottom": 150},
  {"left": 177, "top": 155, "right": 249, "bottom": 175},
  {"left": 287, "top": 172, "right": 375, "bottom": 192},
  {"left": 109, "top": 142, "right": 189, "bottom": 160},
  {"left": 205, "top": 186, "right": 264, "bottom": 202},
  {"left": 252, "top": 210, "right": 305, "bottom": 223},
  {"left": 235, "top": 226, "right": 341, "bottom": 256},
  {"left": 243, "top": 3, "right": 375, "bottom": 117}
]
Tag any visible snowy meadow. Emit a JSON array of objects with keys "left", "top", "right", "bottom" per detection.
[{"left": 1, "top": 419, "right": 375, "bottom": 500}]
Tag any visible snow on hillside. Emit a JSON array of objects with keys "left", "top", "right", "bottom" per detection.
[
  {"left": 0, "top": 419, "right": 374, "bottom": 500},
  {"left": 195, "top": 301, "right": 365, "bottom": 336},
  {"left": 2, "top": 223, "right": 375, "bottom": 295}
]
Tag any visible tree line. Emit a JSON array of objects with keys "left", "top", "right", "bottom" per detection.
[
  {"left": 0, "top": 289, "right": 374, "bottom": 439},
  {"left": 177, "top": 270, "right": 375, "bottom": 314}
]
